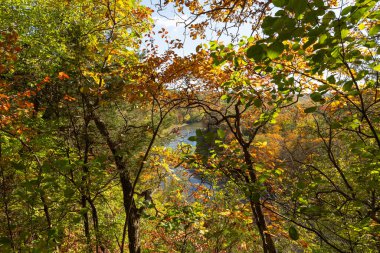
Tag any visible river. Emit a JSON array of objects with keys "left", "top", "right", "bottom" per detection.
[{"left": 165, "top": 122, "right": 212, "bottom": 194}]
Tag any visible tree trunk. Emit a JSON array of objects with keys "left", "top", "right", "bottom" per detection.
[
  {"left": 81, "top": 117, "right": 93, "bottom": 252},
  {"left": 249, "top": 200, "right": 276, "bottom": 253},
  {"left": 120, "top": 172, "right": 141, "bottom": 253},
  {"left": 81, "top": 195, "right": 91, "bottom": 251},
  {"left": 243, "top": 147, "right": 276, "bottom": 253},
  {"left": 0, "top": 139, "right": 16, "bottom": 252},
  {"left": 88, "top": 197, "right": 105, "bottom": 253},
  {"left": 92, "top": 113, "right": 142, "bottom": 253},
  {"left": 127, "top": 201, "right": 141, "bottom": 253}
]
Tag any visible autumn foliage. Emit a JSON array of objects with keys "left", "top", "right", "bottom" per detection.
[{"left": 0, "top": 0, "right": 379, "bottom": 252}]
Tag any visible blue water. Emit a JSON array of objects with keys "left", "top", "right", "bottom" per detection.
[{"left": 165, "top": 123, "right": 212, "bottom": 195}]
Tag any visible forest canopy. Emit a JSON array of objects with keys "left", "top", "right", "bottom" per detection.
[{"left": 0, "top": 0, "right": 379, "bottom": 252}]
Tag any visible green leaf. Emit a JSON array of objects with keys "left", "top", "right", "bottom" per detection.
[
  {"left": 289, "top": 226, "right": 299, "bottom": 240},
  {"left": 322, "top": 11, "right": 335, "bottom": 24},
  {"left": 221, "top": 94, "right": 232, "bottom": 103},
  {"left": 267, "top": 51, "right": 279, "bottom": 60},
  {"left": 331, "top": 47, "right": 341, "bottom": 58},
  {"left": 267, "top": 41, "right": 284, "bottom": 59},
  {"left": 312, "top": 51, "right": 324, "bottom": 63},
  {"left": 247, "top": 44, "right": 266, "bottom": 61},
  {"left": 327, "top": 75, "right": 336, "bottom": 84},
  {"left": 233, "top": 57, "right": 239, "bottom": 68},
  {"left": 341, "top": 6, "right": 353, "bottom": 16},
  {"left": 314, "top": 0, "right": 324, "bottom": 8},
  {"left": 288, "top": 0, "right": 307, "bottom": 15},
  {"left": 304, "top": 106, "right": 317, "bottom": 113},
  {"left": 310, "top": 92, "right": 322, "bottom": 102},
  {"left": 221, "top": 94, "right": 230, "bottom": 101},
  {"left": 319, "top": 34, "right": 327, "bottom": 44},
  {"left": 0, "top": 237, "right": 11, "bottom": 245},
  {"left": 369, "top": 24, "right": 380, "bottom": 36},
  {"left": 188, "top": 136, "right": 197, "bottom": 142},
  {"left": 258, "top": 174, "right": 269, "bottom": 184},
  {"left": 64, "top": 188, "right": 75, "bottom": 198},
  {"left": 272, "top": 0, "right": 286, "bottom": 7},
  {"left": 343, "top": 81, "right": 353, "bottom": 91},
  {"left": 217, "top": 129, "right": 226, "bottom": 139},
  {"left": 372, "top": 64, "right": 380, "bottom": 72},
  {"left": 292, "top": 43, "right": 300, "bottom": 50},
  {"left": 254, "top": 99, "right": 263, "bottom": 108},
  {"left": 265, "top": 66, "right": 273, "bottom": 72},
  {"left": 341, "top": 29, "right": 349, "bottom": 39},
  {"left": 47, "top": 227, "right": 58, "bottom": 239},
  {"left": 318, "top": 84, "right": 329, "bottom": 91}
]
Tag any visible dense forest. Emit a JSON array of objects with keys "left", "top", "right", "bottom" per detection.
[{"left": 0, "top": 0, "right": 379, "bottom": 252}]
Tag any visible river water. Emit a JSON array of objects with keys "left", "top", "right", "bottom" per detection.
[{"left": 165, "top": 122, "right": 212, "bottom": 192}]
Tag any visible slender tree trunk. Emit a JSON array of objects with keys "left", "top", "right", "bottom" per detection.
[
  {"left": 39, "top": 181, "right": 60, "bottom": 252},
  {"left": 0, "top": 139, "right": 16, "bottom": 252},
  {"left": 41, "top": 194, "right": 52, "bottom": 229},
  {"left": 120, "top": 172, "right": 141, "bottom": 253},
  {"left": 81, "top": 117, "right": 93, "bottom": 252},
  {"left": 1, "top": 191, "right": 15, "bottom": 252},
  {"left": 88, "top": 197, "right": 105, "bottom": 253},
  {"left": 92, "top": 114, "right": 142, "bottom": 253},
  {"left": 127, "top": 199, "right": 141, "bottom": 253},
  {"left": 37, "top": 161, "right": 57, "bottom": 251},
  {"left": 81, "top": 195, "right": 91, "bottom": 251},
  {"left": 248, "top": 200, "right": 276, "bottom": 253},
  {"left": 243, "top": 147, "right": 276, "bottom": 253}
]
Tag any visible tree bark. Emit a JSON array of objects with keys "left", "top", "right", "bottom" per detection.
[
  {"left": 92, "top": 113, "right": 141, "bottom": 253},
  {"left": 81, "top": 116, "right": 92, "bottom": 252},
  {"left": 87, "top": 197, "right": 105, "bottom": 253},
  {"left": 81, "top": 195, "right": 91, "bottom": 251},
  {"left": 243, "top": 147, "right": 276, "bottom": 253},
  {"left": 0, "top": 139, "right": 16, "bottom": 252},
  {"left": 127, "top": 196, "right": 141, "bottom": 253},
  {"left": 119, "top": 170, "right": 141, "bottom": 253}
]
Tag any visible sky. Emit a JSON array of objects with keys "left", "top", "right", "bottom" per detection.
[
  {"left": 140, "top": 0, "right": 254, "bottom": 56},
  {"left": 141, "top": 0, "right": 203, "bottom": 55},
  {"left": 139, "top": 1, "right": 355, "bottom": 56}
]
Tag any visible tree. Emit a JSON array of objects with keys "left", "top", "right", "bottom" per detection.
[
  {"left": 1, "top": 0, "right": 379, "bottom": 252},
  {"left": 242, "top": 0, "right": 380, "bottom": 251},
  {"left": 162, "top": 38, "right": 299, "bottom": 252}
]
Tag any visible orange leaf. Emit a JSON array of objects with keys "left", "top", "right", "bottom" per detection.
[
  {"left": 58, "top": 72, "right": 70, "bottom": 80},
  {"left": 299, "top": 240, "right": 309, "bottom": 248},
  {"left": 1, "top": 102, "right": 10, "bottom": 111},
  {"left": 24, "top": 101, "right": 34, "bottom": 108},
  {"left": 63, "top": 94, "right": 76, "bottom": 102},
  {"left": 42, "top": 76, "right": 51, "bottom": 83}
]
